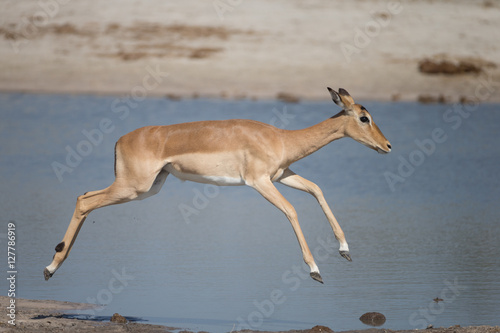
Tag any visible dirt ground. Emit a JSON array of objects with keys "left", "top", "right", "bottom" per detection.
[
  {"left": 0, "top": 297, "right": 499, "bottom": 333},
  {"left": 0, "top": 0, "right": 499, "bottom": 103}
]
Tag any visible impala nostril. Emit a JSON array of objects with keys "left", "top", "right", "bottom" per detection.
[{"left": 387, "top": 144, "right": 392, "bottom": 150}]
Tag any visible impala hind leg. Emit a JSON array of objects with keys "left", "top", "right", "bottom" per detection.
[
  {"left": 278, "top": 169, "right": 351, "bottom": 261},
  {"left": 44, "top": 170, "right": 168, "bottom": 280},
  {"left": 249, "top": 177, "right": 323, "bottom": 284}
]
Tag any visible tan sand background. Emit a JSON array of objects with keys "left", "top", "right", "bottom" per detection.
[{"left": 1, "top": 0, "right": 499, "bottom": 103}]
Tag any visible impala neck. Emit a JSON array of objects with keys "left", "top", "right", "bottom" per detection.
[{"left": 284, "top": 112, "right": 347, "bottom": 165}]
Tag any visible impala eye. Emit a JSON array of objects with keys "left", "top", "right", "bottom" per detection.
[{"left": 360, "top": 116, "right": 369, "bottom": 123}]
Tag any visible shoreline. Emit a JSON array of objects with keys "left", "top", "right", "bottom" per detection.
[
  {"left": 1, "top": 297, "right": 499, "bottom": 333},
  {"left": 1, "top": 86, "right": 498, "bottom": 105}
]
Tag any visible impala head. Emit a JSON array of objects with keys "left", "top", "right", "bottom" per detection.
[{"left": 328, "top": 87, "right": 392, "bottom": 154}]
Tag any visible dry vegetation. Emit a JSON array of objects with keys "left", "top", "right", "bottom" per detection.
[
  {"left": 276, "top": 92, "right": 301, "bottom": 103},
  {"left": 0, "top": 21, "right": 254, "bottom": 61},
  {"left": 418, "top": 56, "right": 496, "bottom": 76}
]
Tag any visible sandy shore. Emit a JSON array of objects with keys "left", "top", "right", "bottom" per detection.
[
  {"left": 0, "top": 0, "right": 499, "bottom": 103},
  {"left": 0, "top": 297, "right": 499, "bottom": 333},
  {"left": 0, "top": 296, "right": 174, "bottom": 333}
]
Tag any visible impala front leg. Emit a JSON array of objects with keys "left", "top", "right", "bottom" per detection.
[
  {"left": 249, "top": 177, "right": 323, "bottom": 283},
  {"left": 278, "top": 169, "right": 351, "bottom": 262}
]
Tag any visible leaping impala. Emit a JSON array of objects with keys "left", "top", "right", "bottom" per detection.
[{"left": 45, "top": 87, "right": 391, "bottom": 284}]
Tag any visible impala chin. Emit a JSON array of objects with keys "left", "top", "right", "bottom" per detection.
[
  {"left": 360, "top": 141, "right": 391, "bottom": 154},
  {"left": 377, "top": 148, "right": 391, "bottom": 154}
]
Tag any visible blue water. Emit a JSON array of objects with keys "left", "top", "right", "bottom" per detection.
[{"left": 0, "top": 93, "right": 499, "bottom": 332}]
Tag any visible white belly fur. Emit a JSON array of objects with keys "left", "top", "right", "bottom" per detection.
[
  {"left": 165, "top": 165, "right": 245, "bottom": 186},
  {"left": 164, "top": 152, "right": 247, "bottom": 186}
]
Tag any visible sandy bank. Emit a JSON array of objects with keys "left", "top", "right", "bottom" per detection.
[
  {"left": 0, "top": 0, "right": 499, "bottom": 103},
  {"left": 0, "top": 297, "right": 499, "bottom": 333}
]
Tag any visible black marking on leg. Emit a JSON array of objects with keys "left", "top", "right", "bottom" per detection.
[
  {"left": 55, "top": 241, "right": 65, "bottom": 252},
  {"left": 113, "top": 141, "right": 118, "bottom": 177}
]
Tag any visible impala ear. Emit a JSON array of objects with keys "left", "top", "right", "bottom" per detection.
[
  {"left": 327, "top": 87, "right": 344, "bottom": 108},
  {"left": 327, "top": 87, "right": 355, "bottom": 110},
  {"left": 337, "top": 88, "right": 355, "bottom": 108}
]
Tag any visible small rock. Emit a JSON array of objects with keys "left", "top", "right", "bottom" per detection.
[
  {"left": 276, "top": 92, "right": 300, "bottom": 103},
  {"left": 309, "top": 325, "right": 334, "bottom": 333},
  {"left": 165, "top": 93, "right": 182, "bottom": 101},
  {"left": 110, "top": 313, "right": 127, "bottom": 324},
  {"left": 417, "top": 94, "right": 449, "bottom": 104},
  {"left": 359, "top": 312, "right": 386, "bottom": 326},
  {"left": 427, "top": 324, "right": 434, "bottom": 329}
]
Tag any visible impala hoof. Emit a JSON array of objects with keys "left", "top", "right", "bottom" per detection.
[
  {"left": 44, "top": 268, "right": 53, "bottom": 281},
  {"left": 310, "top": 272, "right": 324, "bottom": 284},
  {"left": 340, "top": 250, "right": 352, "bottom": 262}
]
